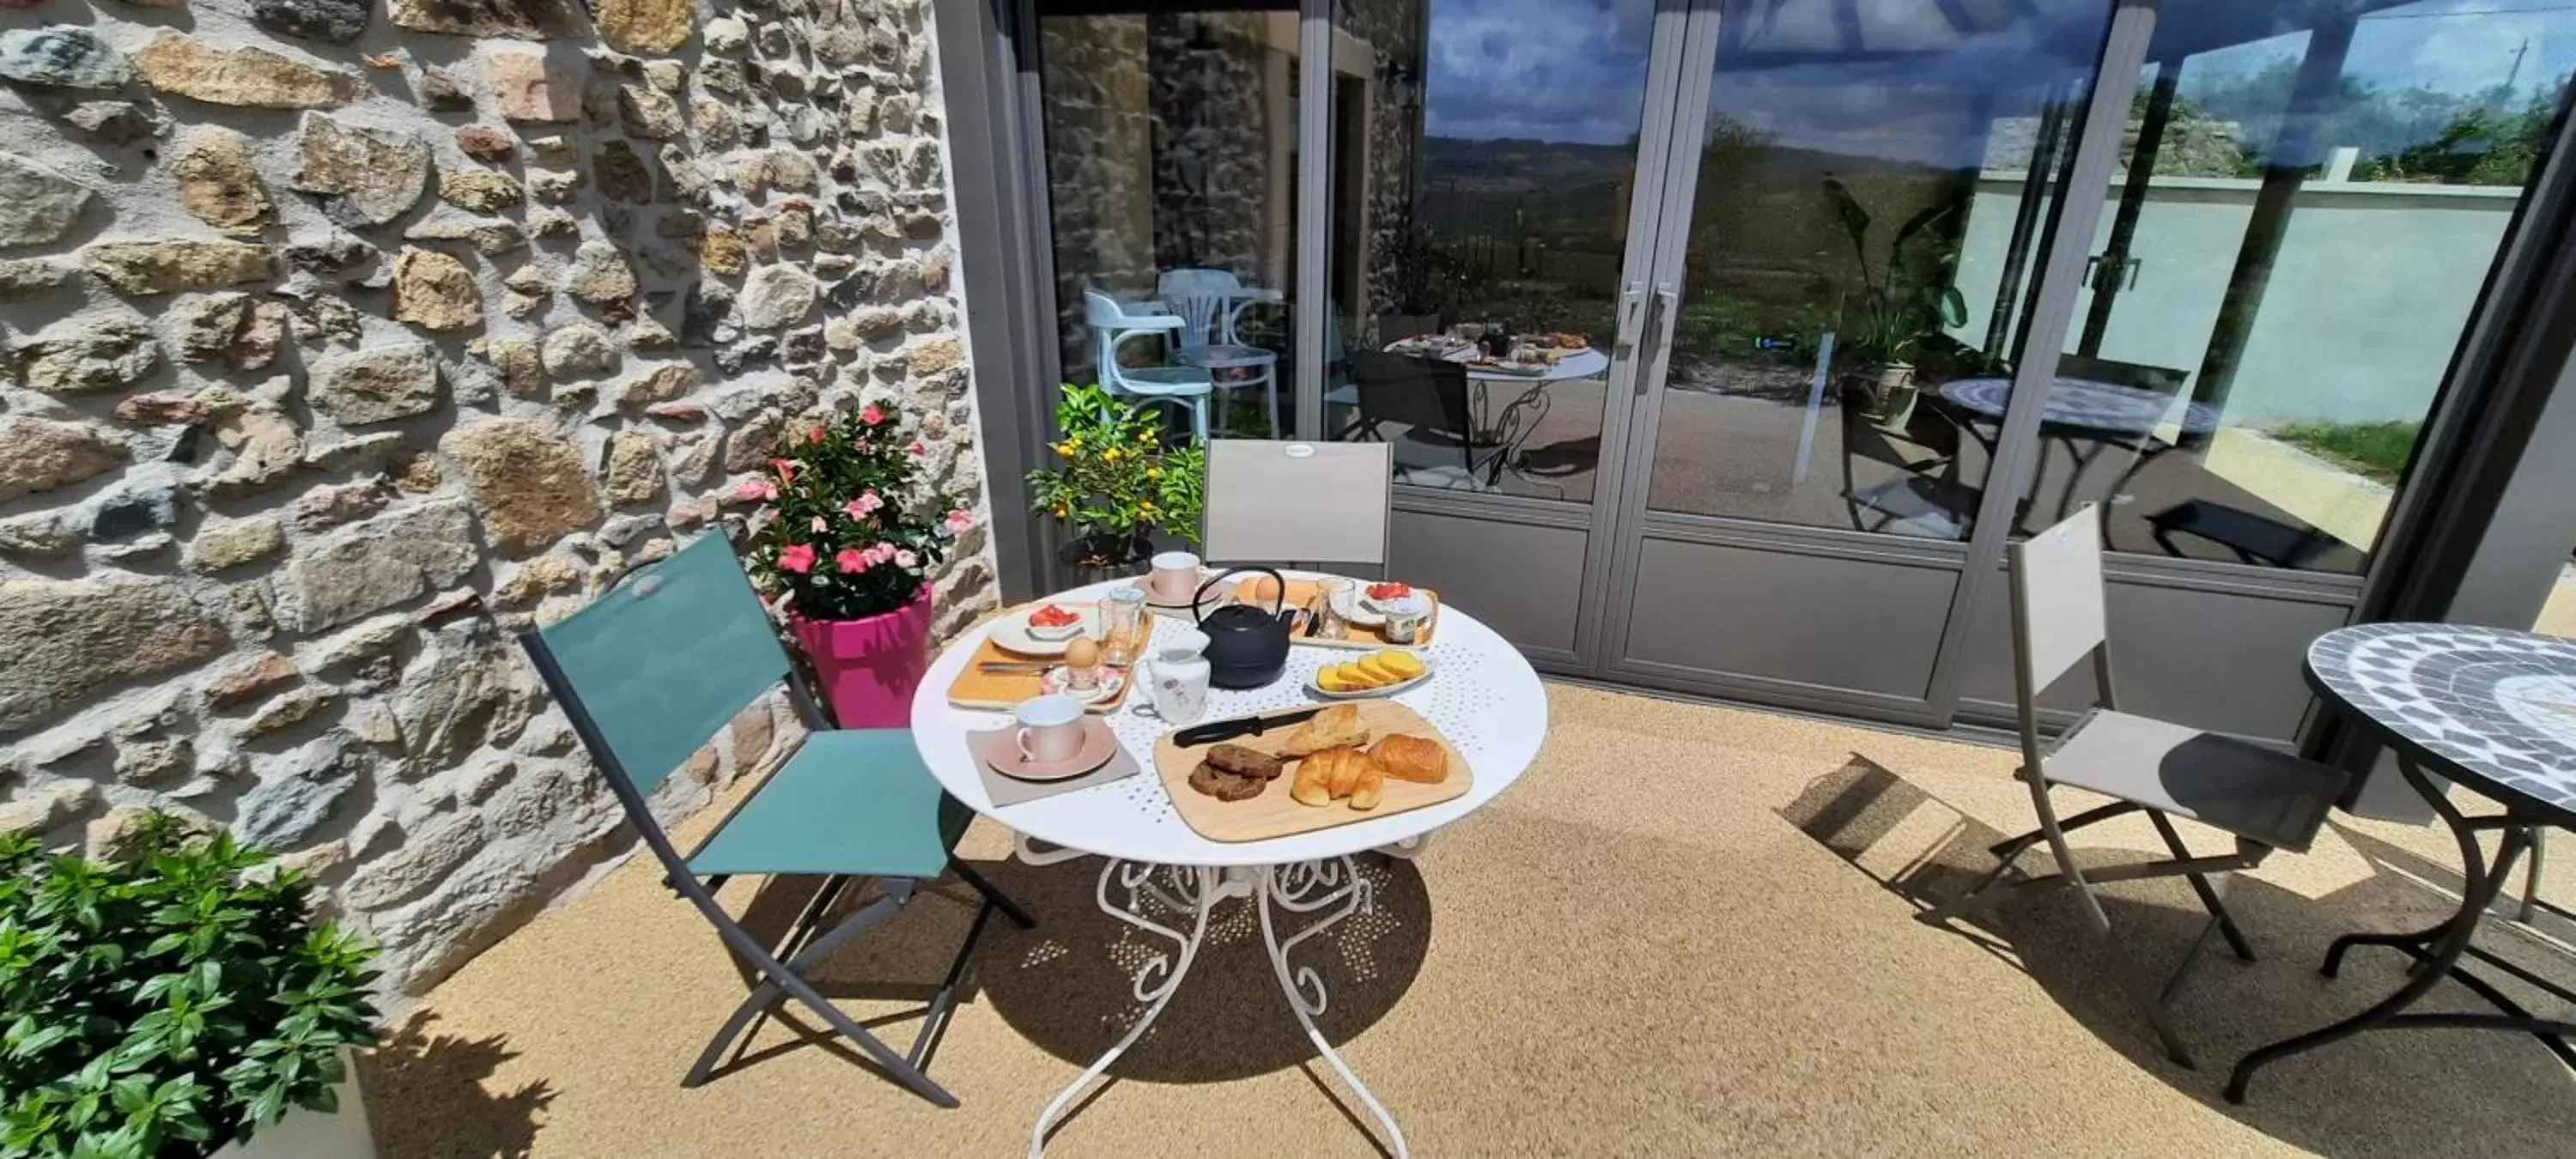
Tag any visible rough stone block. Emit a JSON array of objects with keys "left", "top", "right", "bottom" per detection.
[{"left": 283, "top": 500, "right": 477, "bottom": 631}]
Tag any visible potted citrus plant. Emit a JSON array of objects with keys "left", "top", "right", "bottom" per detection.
[
  {"left": 737, "top": 401, "right": 974, "bottom": 727},
  {"left": 0, "top": 814, "right": 380, "bottom": 1159},
  {"left": 1026, "top": 383, "right": 1206, "bottom": 574}
]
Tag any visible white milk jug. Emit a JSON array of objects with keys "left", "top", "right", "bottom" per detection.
[{"left": 1141, "top": 629, "right": 1212, "bottom": 725}]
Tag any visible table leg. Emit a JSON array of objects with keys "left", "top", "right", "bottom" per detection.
[
  {"left": 2226, "top": 758, "right": 2533, "bottom": 1103},
  {"left": 1259, "top": 856, "right": 1410, "bottom": 1159},
  {"left": 1030, "top": 858, "right": 1408, "bottom": 1158},
  {"left": 1030, "top": 860, "right": 1221, "bottom": 1158}
]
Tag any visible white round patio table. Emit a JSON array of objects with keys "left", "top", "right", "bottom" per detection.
[{"left": 908, "top": 572, "right": 1549, "bottom": 1159}]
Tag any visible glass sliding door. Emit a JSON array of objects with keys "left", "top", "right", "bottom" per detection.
[
  {"left": 1320, "top": 0, "right": 1662, "bottom": 503},
  {"left": 2021, "top": 0, "right": 2576, "bottom": 574},
  {"left": 1035, "top": 3, "right": 1302, "bottom": 440},
  {"left": 1593, "top": 0, "right": 2122, "bottom": 716},
  {"left": 1635, "top": 14, "right": 2112, "bottom": 539}
]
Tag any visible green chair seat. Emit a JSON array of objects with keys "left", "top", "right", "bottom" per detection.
[{"left": 687, "top": 729, "right": 972, "bottom": 880}]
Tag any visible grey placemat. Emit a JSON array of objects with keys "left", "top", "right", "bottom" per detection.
[{"left": 967, "top": 725, "right": 1145, "bottom": 806}]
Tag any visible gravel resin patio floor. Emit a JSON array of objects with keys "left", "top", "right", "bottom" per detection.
[{"left": 361, "top": 683, "right": 2576, "bottom": 1157}]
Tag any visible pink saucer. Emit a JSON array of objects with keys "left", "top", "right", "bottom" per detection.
[{"left": 981, "top": 718, "right": 1122, "bottom": 782}]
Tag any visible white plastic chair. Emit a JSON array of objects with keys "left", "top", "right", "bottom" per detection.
[
  {"left": 1084, "top": 289, "right": 1212, "bottom": 440},
  {"left": 1917, "top": 504, "right": 2349, "bottom": 1068},
  {"left": 1158, "top": 269, "right": 1283, "bottom": 436}
]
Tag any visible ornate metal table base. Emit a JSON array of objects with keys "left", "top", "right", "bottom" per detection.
[
  {"left": 2228, "top": 758, "right": 2576, "bottom": 1102},
  {"left": 1029, "top": 855, "right": 1406, "bottom": 1159}
]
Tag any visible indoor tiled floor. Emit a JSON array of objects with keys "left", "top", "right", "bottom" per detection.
[{"left": 362, "top": 683, "right": 2576, "bottom": 1157}]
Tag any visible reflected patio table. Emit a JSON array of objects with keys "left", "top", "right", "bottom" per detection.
[{"left": 1937, "top": 376, "right": 2222, "bottom": 530}]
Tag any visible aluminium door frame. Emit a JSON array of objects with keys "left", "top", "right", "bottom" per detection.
[
  {"left": 1918, "top": 0, "right": 2160, "bottom": 721},
  {"left": 1579, "top": 0, "right": 2161, "bottom": 728},
  {"left": 1290, "top": 0, "right": 1713, "bottom": 674}
]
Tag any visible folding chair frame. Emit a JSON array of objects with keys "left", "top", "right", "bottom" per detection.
[
  {"left": 519, "top": 626, "right": 1034, "bottom": 1107},
  {"left": 1915, "top": 510, "right": 2264, "bottom": 1070}
]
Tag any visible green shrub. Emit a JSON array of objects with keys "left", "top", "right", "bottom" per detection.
[{"left": 0, "top": 814, "right": 379, "bottom": 1159}]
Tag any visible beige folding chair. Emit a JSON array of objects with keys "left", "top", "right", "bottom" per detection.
[
  {"left": 1919, "top": 504, "right": 2349, "bottom": 1067},
  {"left": 1202, "top": 439, "right": 1392, "bottom": 573}
]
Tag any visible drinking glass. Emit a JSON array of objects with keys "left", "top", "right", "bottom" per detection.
[
  {"left": 1315, "top": 578, "right": 1355, "bottom": 641},
  {"left": 1099, "top": 586, "right": 1148, "bottom": 666}
]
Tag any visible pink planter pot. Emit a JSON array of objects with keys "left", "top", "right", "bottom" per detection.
[{"left": 790, "top": 589, "right": 933, "bottom": 728}]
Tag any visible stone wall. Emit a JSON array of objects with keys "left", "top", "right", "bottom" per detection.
[{"left": 0, "top": 0, "right": 999, "bottom": 994}]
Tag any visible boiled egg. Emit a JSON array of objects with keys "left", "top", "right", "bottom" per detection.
[{"left": 1064, "top": 635, "right": 1101, "bottom": 670}]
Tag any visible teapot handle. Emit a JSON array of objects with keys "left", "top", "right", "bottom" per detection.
[{"left": 1193, "top": 566, "right": 1286, "bottom": 621}]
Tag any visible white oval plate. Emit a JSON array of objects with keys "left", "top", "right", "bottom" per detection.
[
  {"left": 1305, "top": 655, "right": 1437, "bottom": 700},
  {"left": 989, "top": 604, "right": 1096, "bottom": 656}
]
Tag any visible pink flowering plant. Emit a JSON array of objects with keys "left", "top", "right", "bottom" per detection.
[{"left": 738, "top": 403, "right": 975, "bottom": 621}]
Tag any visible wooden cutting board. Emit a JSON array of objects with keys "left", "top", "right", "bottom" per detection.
[
  {"left": 1275, "top": 579, "right": 1443, "bottom": 652},
  {"left": 1154, "top": 701, "right": 1472, "bottom": 842},
  {"left": 945, "top": 603, "right": 1135, "bottom": 713}
]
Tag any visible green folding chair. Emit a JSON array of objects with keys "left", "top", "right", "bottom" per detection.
[{"left": 516, "top": 531, "right": 1032, "bottom": 1106}]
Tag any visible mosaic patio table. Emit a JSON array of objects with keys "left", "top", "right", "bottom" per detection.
[
  {"left": 909, "top": 572, "right": 1550, "bottom": 1157},
  {"left": 2228, "top": 622, "right": 2576, "bottom": 1101},
  {"left": 1939, "top": 376, "right": 2224, "bottom": 530}
]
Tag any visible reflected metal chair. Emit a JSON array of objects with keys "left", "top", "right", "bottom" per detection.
[
  {"left": 1346, "top": 350, "right": 1511, "bottom": 488},
  {"left": 1203, "top": 438, "right": 1391, "bottom": 573},
  {"left": 1086, "top": 288, "right": 1212, "bottom": 440},
  {"left": 1917, "top": 505, "right": 2348, "bottom": 1068},
  {"left": 1840, "top": 383, "right": 1979, "bottom": 539},
  {"left": 515, "top": 531, "right": 1033, "bottom": 1105},
  {"left": 1159, "top": 268, "right": 1284, "bottom": 436}
]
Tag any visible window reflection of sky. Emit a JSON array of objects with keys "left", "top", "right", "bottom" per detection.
[{"left": 1415, "top": 0, "right": 2576, "bottom": 158}]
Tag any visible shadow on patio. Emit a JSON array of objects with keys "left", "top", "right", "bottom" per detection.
[
  {"left": 1785, "top": 754, "right": 2576, "bottom": 1158},
  {"left": 366, "top": 684, "right": 2576, "bottom": 1156}
]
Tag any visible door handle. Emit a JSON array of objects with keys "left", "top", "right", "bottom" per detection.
[
  {"left": 2084, "top": 255, "right": 2143, "bottom": 290},
  {"left": 1635, "top": 282, "right": 1676, "bottom": 396},
  {"left": 1616, "top": 280, "right": 1646, "bottom": 353}
]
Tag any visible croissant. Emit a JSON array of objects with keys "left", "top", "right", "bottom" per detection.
[
  {"left": 1290, "top": 762, "right": 1332, "bottom": 808},
  {"left": 1348, "top": 767, "right": 1384, "bottom": 810},
  {"left": 1290, "top": 747, "right": 1383, "bottom": 809},
  {"left": 1368, "top": 735, "right": 1447, "bottom": 784}
]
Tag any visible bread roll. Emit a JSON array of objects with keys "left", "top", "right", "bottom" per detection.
[
  {"left": 1368, "top": 734, "right": 1447, "bottom": 783},
  {"left": 1280, "top": 704, "right": 1368, "bottom": 757},
  {"left": 1349, "top": 768, "right": 1384, "bottom": 810}
]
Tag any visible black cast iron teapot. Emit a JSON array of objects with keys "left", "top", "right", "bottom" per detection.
[{"left": 1190, "top": 566, "right": 1295, "bottom": 689}]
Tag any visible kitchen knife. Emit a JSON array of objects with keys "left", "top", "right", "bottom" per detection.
[{"left": 1171, "top": 706, "right": 1325, "bottom": 748}]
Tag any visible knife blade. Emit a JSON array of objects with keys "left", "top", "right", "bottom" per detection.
[{"left": 1171, "top": 706, "right": 1325, "bottom": 748}]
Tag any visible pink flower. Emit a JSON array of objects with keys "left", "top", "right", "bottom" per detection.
[
  {"left": 734, "top": 477, "right": 776, "bottom": 502},
  {"left": 895, "top": 549, "right": 918, "bottom": 568},
  {"left": 868, "top": 541, "right": 899, "bottom": 564},
  {"left": 806, "top": 424, "right": 827, "bottom": 445},
  {"left": 842, "top": 489, "right": 884, "bottom": 520},
  {"left": 906, "top": 439, "right": 927, "bottom": 458},
  {"left": 769, "top": 458, "right": 803, "bottom": 485},
  {"left": 810, "top": 515, "right": 829, "bottom": 533},
  {"left": 778, "top": 543, "right": 817, "bottom": 573},
  {"left": 861, "top": 403, "right": 887, "bottom": 425},
  {"left": 944, "top": 507, "right": 974, "bottom": 533},
  {"left": 835, "top": 547, "right": 871, "bottom": 573}
]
